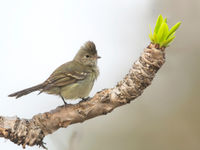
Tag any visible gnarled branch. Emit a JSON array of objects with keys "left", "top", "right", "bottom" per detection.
[{"left": 0, "top": 43, "right": 165, "bottom": 148}]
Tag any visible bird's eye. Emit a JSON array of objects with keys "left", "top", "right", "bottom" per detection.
[{"left": 85, "top": 55, "right": 90, "bottom": 58}]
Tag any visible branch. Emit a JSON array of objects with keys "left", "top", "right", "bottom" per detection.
[{"left": 0, "top": 43, "right": 166, "bottom": 148}]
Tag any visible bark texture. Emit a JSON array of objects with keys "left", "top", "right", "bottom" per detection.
[{"left": 0, "top": 43, "right": 165, "bottom": 148}]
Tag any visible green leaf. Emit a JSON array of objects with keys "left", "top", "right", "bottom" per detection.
[
  {"left": 154, "top": 15, "right": 163, "bottom": 34},
  {"left": 153, "top": 32, "right": 158, "bottom": 43},
  {"left": 161, "top": 36, "right": 175, "bottom": 47},
  {"left": 164, "top": 18, "right": 167, "bottom": 23},
  {"left": 167, "top": 32, "right": 175, "bottom": 39},
  {"left": 149, "top": 34, "right": 153, "bottom": 42},
  {"left": 167, "top": 22, "right": 181, "bottom": 39},
  {"left": 149, "top": 24, "right": 153, "bottom": 42},
  {"left": 157, "top": 22, "right": 168, "bottom": 43},
  {"left": 165, "top": 22, "right": 169, "bottom": 33}
]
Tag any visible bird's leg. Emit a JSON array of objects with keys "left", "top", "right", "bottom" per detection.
[
  {"left": 81, "top": 97, "right": 91, "bottom": 102},
  {"left": 60, "top": 95, "right": 67, "bottom": 106}
]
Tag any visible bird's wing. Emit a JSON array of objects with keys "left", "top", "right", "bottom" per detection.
[
  {"left": 41, "top": 61, "right": 88, "bottom": 92},
  {"left": 46, "top": 71, "right": 87, "bottom": 86}
]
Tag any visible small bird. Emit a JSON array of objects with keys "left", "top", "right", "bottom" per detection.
[{"left": 8, "top": 41, "right": 100, "bottom": 105}]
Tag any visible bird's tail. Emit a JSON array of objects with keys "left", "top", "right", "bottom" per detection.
[{"left": 8, "top": 83, "right": 45, "bottom": 98}]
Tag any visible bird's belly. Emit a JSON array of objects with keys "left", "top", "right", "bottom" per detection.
[{"left": 60, "top": 75, "right": 95, "bottom": 99}]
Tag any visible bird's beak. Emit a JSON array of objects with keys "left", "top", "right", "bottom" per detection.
[{"left": 97, "top": 55, "right": 101, "bottom": 59}]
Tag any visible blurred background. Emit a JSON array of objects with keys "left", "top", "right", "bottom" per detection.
[{"left": 0, "top": 0, "right": 199, "bottom": 150}]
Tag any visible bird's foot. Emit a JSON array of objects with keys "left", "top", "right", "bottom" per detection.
[
  {"left": 81, "top": 97, "right": 91, "bottom": 102},
  {"left": 63, "top": 101, "right": 67, "bottom": 106},
  {"left": 60, "top": 96, "right": 68, "bottom": 106}
]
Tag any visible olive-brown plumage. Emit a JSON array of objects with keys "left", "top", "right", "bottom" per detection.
[{"left": 8, "top": 41, "right": 100, "bottom": 105}]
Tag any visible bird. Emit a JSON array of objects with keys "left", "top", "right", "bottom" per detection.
[{"left": 8, "top": 41, "right": 100, "bottom": 105}]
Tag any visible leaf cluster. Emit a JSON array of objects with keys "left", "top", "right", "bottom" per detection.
[{"left": 149, "top": 15, "right": 181, "bottom": 47}]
